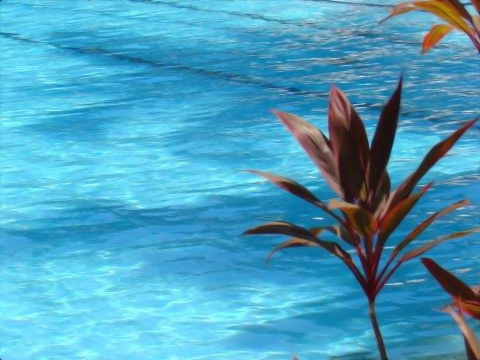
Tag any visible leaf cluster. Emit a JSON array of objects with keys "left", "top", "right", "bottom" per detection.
[{"left": 381, "top": 0, "right": 480, "bottom": 53}]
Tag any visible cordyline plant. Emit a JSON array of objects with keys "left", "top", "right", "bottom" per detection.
[
  {"left": 422, "top": 258, "right": 480, "bottom": 359},
  {"left": 380, "top": 0, "right": 480, "bottom": 54},
  {"left": 243, "top": 76, "right": 479, "bottom": 359}
]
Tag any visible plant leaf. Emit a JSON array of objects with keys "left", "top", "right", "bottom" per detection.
[
  {"left": 328, "top": 86, "right": 369, "bottom": 201},
  {"left": 313, "top": 225, "right": 356, "bottom": 247},
  {"left": 421, "top": 258, "right": 477, "bottom": 300},
  {"left": 389, "top": 200, "right": 470, "bottom": 262},
  {"left": 245, "top": 170, "right": 321, "bottom": 205},
  {"left": 378, "top": 183, "right": 432, "bottom": 246},
  {"left": 444, "top": 306, "right": 480, "bottom": 359},
  {"left": 243, "top": 221, "right": 320, "bottom": 241},
  {"left": 422, "top": 24, "right": 454, "bottom": 53},
  {"left": 367, "top": 76, "right": 402, "bottom": 206},
  {"left": 329, "top": 200, "right": 377, "bottom": 238},
  {"left": 399, "top": 228, "right": 480, "bottom": 263},
  {"left": 273, "top": 110, "right": 342, "bottom": 197},
  {"left": 265, "top": 235, "right": 352, "bottom": 263},
  {"left": 388, "top": 118, "right": 478, "bottom": 210},
  {"left": 413, "top": 0, "right": 474, "bottom": 35},
  {"left": 372, "top": 171, "right": 391, "bottom": 215},
  {"left": 245, "top": 222, "right": 353, "bottom": 263},
  {"left": 460, "top": 299, "right": 480, "bottom": 320},
  {"left": 443, "top": 0, "right": 474, "bottom": 23},
  {"left": 379, "top": 2, "right": 417, "bottom": 24}
]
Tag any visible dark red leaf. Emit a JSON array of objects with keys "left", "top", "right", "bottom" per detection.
[
  {"left": 400, "top": 228, "right": 480, "bottom": 263},
  {"left": 367, "top": 76, "right": 403, "bottom": 206},
  {"left": 245, "top": 170, "right": 321, "bottom": 205},
  {"left": 388, "top": 200, "right": 470, "bottom": 262},
  {"left": 329, "top": 200, "right": 377, "bottom": 238},
  {"left": 422, "top": 258, "right": 478, "bottom": 301},
  {"left": 328, "top": 86, "right": 369, "bottom": 201},
  {"left": 389, "top": 118, "right": 478, "bottom": 210},
  {"left": 273, "top": 110, "right": 342, "bottom": 197},
  {"left": 243, "top": 221, "right": 320, "bottom": 241},
  {"left": 378, "top": 183, "right": 431, "bottom": 246}
]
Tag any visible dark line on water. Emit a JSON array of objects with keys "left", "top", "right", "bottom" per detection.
[{"left": 0, "top": 31, "right": 330, "bottom": 99}]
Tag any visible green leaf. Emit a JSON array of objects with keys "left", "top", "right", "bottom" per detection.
[
  {"left": 367, "top": 76, "right": 402, "bottom": 206},
  {"left": 389, "top": 118, "right": 478, "bottom": 210},
  {"left": 243, "top": 221, "right": 320, "bottom": 241},
  {"left": 273, "top": 110, "right": 342, "bottom": 197},
  {"left": 399, "top": 228, "right": 480, "bottom": 263}
]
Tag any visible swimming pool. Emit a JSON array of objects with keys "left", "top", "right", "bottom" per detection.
[{"left": 1, "top": 0, "right": 479, "bottom": 359}]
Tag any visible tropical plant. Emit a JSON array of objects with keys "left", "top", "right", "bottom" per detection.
[
  {"left": 380, "top": 0, "right": 480, "bottom": 54},
  {"left": 243, "top": 76, "right": 479, "bottom": 359},
  {"left": 422, "top": 257, "right": 480, "bottom": 359}
]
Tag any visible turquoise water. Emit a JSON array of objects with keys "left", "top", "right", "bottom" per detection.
[{"left": 1, "top": 0, "right": 479, "bottom": 359}]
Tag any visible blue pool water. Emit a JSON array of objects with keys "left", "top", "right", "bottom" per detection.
[{"left": 1, "top": 1, "right": 479, "bottom": 359}]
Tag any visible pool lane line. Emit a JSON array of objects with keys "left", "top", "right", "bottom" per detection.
[
  {"left": 0, "top": 31, "right": 330, "bottom": 100},
  {"left": 2, "top": 31, "right": 431, "bottom": 116}
]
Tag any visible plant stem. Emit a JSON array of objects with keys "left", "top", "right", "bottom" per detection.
[{"left": 369, "top": 301, "right": 388, "bottom": 360}]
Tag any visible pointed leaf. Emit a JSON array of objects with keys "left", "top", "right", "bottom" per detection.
[
  {"left": 444, "top": 306, "right": 480, "bottom": 359},
  {"left": 265, "top": 235, "right": 352, "bottom": 263},
  {"left": 367, "top": 76, "right": 402, "bottom": 203},
  {"left": 389, "top": 118, "right": 478, "bottom": 210},
  {"left": 245, "top": 170, "right": 321, "bottom": 205},
  {"left": 243, "top": 221, "right": 320, "bottom": 241},
  {"left": 399, "top": 228, "right": 480, "bottom": 263},
  {"left": 329, "top": 200, "right": 377, "bottom": 238},
  {"left": 444, "top": 0, "right": 474, "bottom": 23},
  {"left": 421, "top": 258, "right": 477, "bottom": 300},
  {"left": 273, "top": 110, "right": 342, "bottom": 197},
  {"left": 379, "top": 2, "right": 417, "bottom": 24},
  {"left": 413, "top": 0, "right": 474, "bottom": 34},
  {"left": 378, "top": 183, "right": 432, "bottom": 246},
  {"left": 248, "top": 224, "right": 353, "bottom": 263},
  {"left": 389, "top": 200, "right": 470, "bottom": 262},
  {"left": 422, "top": 24, "right": 454, "bottom": 53},
  {"left": 328, "top": 86, "right": 369, "bottom": 201}
]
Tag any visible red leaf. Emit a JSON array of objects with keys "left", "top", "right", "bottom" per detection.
[
  {"left": 400, "top": 228, "right": 480, "bottom": 263},
  {"left": 265, "top": 235, "right": 352, "bottom": 264},
  {"left": 367, "top": 76, "right": 402, "bottom": 207},
  {"left": 378, "top": 183, "right": 431, "bottom": 246},
  {"left": 421, "top": 258, "right": 477, "bottom": 300},
  {"left": 273, "top": 110, "right": 342, "bottom": 197},
  {"left": 245, "top": 170, "right": 321, "bottom": 205},
  {"left": 388, "top": 200, "right": 470, "bottom": 262},
  {"left": 328, "top": 86, "right": 369, "bottom": 202},
  {"left": 329, "top": 200, "right": 377, "bottom": 238},
  {"left": 389, "top": 118, "right": 478, "bottom": 210}
]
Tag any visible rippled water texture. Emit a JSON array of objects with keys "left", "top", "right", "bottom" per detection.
[{"left": 1, "top": 0, "right": 479, "bottom": 359}]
